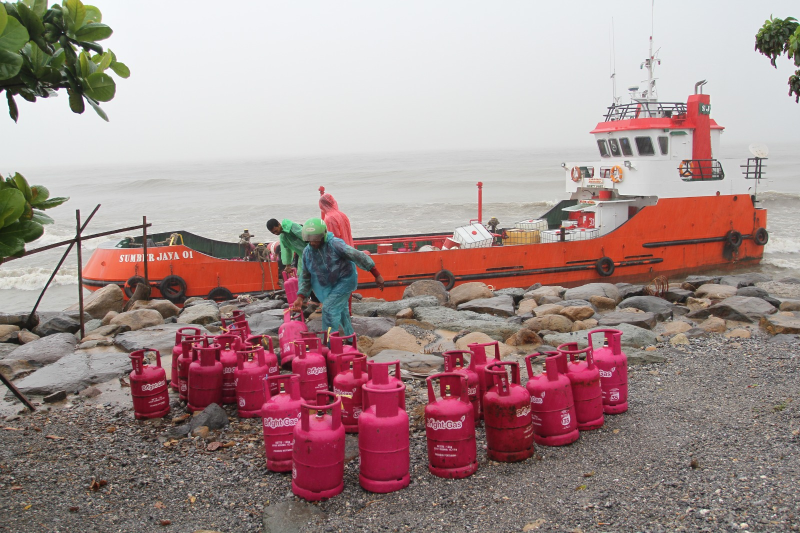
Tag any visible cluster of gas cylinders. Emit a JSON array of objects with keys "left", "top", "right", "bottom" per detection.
[{"left": 128, "top": 309, "right": 629, "bottom": 501}]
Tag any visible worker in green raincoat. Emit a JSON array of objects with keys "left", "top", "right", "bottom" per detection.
[
  {"left": 290, "top": 218, "right": 384, "bottom": 336},
  {"left": 267, "top": 218, "right": 307, "bottom": 279}
]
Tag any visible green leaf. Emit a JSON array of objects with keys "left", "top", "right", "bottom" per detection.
[
  {"left": 84, "top": 5, "right": 101, "bottom": 24},
  {"left": 75, "top": 22, "right": 111, "bottom": 42},
  {"left": 67, "top": 87, "right": 84, "bottom": 113},
  {"left": 85, "top": 96, "right": 107, "bottom": 121},
  {"left": 64, "top": 0, "right": 86, "bottom": 33},
  {"left": 30, "top": 185, "right": 50, "bottom": 205},
  {"left": 96, "top": 51, "right": 111, "bottom": 70},
  {"left": 78, "top": 50, "right": 94, "bottom": 76},
  {"left": 0, "top": 219, "right": 44, "bottom": 256},
  {"left": 31, "top": 0, "right": 48, "bottom": 19},
  {"left": 48, "top": 47, "right": 65, "bottom": 69},
  {"left": 109, "top": 60, "right": 129, "bottom": 78},
  {"left": 0, "top": 4, "right": 7, "bottom": 36},
  {"left": 12, "top": 173, "right": 32, "bottom": 203},
  {"left": 16, "top": 3, "right": 45, "bottom": 43},
  {"left": 83, "top": 71, "right": 114, "bottom": 101},
  {"left": 0, "top": 188, "right": 26, "bottom": 228},
  {"left": 31, "top": 209, "right": 54, "bottom": 225},
  {"left": 0, "top": 17, "right": 30, "bottom": 53},
  {"left": 6, "top": 90, "right": 18, "bottom": 122},
  {"left": 34, "top": 196, "right": 69, "bottom": 210},
  {"left": 0, "top": 48, "right": 23, "bottom": 79}
]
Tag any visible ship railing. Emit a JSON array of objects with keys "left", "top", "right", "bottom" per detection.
[
  {"left": 741, "top": 157, "right": 767, "bottom": 181},
  {"left": 678, "top": 159, "right": 724, "bottom": 181},
  {"left": 604, "top": 102, "right": 687, "bottom": 122}
]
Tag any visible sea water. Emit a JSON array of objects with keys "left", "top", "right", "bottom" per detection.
[{"left": 1, "top": 145, "right": 798, "bottom": 313}]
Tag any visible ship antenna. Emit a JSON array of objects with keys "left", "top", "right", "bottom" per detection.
[{"left": 610, "top": 18, "right": 619, "bottom": 106}]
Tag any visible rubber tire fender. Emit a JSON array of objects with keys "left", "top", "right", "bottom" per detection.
[
  {"left": 726, "top": 230, "right": 743, "bottom": 248},
  {"left": 207, "top": 287, "right": 234, "bottom": 302},
  {"left": 753, "top": 228, "right": 769, "bottom": 246},
  {"left": 124, "top": 276, "right": 147, "bottom": 298},
  {"left": 595, "top": 257, "right": 615, "bottom": 277},
  {"left": 434, "top": 269, "right": 456, "bottom": 291},
  {"left": 159, "top": 275, "right": 187, "bottom": 302}
]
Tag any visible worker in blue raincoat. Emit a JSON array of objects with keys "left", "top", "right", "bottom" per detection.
[{"left": 290, "top": 218, "right": 384, "bottom": 336}]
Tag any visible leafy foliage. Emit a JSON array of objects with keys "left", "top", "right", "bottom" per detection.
[
  {"left": 755, "top": 15, "right": 800, "bottom": 102},
  {"left": 0, "top": 172, "right": 68, "bottom": 258},
  {"left": 0, "top": 0, "right": 129, "bottom": 121}
]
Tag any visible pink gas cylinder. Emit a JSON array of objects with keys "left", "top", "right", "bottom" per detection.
[
  {"left": 129, "top": 349, "right": 170, "bottom": 420},
  {"left": 262, "top": 374, "right": 303, "bottom": 472},
  {"left": 328, "top": 331, "right": 358, "bottom": 385},
  {"left": 442, "top": 350, "right": 481, "bottom": 423},
  {"left": 588, "top": 328, "right": 628, "bottom": 414},
  {"left": 177, "top": 335, "right": 205, "bottom": 402},
  {"left": 245, "top": 335, "right": 280, "bottom": 394},
  {"left": 187, "top": 341, "right": 223, "bottom": 413},
  {"left": 283, "top": 271, "right": 299, "bottom": 304},
  {"left": 524, "top": 351, "right": 579, "bottom": 447},
  {"left": 234, "top": 346, "right": 271, "bottom": 418},
  {"left": 222, "top": 309, "right": 251, "bottom": 336},
  {"left": 300, "top": 330, "right": 330, "bottom": 381},
  {"left": 359, "top": 381, "right": 409, "bottom": 493},
  {"left": 424, "top": 372, "right": 478, "bottom": 479},
  {"left": 467, "top": 340, "right": 502, "bottom": 420},
  {"left": 558, "top": 342, "right": 604, "bottom": 431},
  {"left": 292, "top": 391, "right": 346, "bottom": 501},
  {"left": 366, "top": 360, "right": 405, "bottom": 408},
  {"left": 278, "top": 310, "right": 308, "bottom": 369},
  {"left": 215, "top": 333, "right": 242, "bottom": 405},
  {"left": 483, "top": 362, "right": 534, "bottom": 462},
  {"left": 291, "top": 338, "right": 328, "bottom": 402},
  {"left": 170, "top": 327, "right": 201, "bottom": 391},
  {"left": 332, "top": 353, "right": 368, "bottom": 433}
]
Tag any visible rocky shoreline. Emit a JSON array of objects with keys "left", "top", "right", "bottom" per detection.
[{"left": 1, "top": 272, "right": 799, "bottom": 532}]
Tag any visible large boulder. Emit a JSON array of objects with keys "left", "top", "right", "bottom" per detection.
[
  {"left": 402, "top": 280, "right": 449, "bottom": 305},
  {"left": 660, "top": 321, "right": 693, "bottom": 336},
  {"left": 454, "top": 332, "right": 515, "bottom": 358},
  {"left": 681, "top": 275, "right": 721, "bottom": 290},
  {"left": 695, "top": 284, "right": 737, "bottom": 300},
  {"left": 110, "top": 309, "right": 164, "bottom": 332},
  {"left": 351, "top": 316, "right": 395, "bottom": 338},
  {"left": 351, "top": 298, "right": 387, "bottom": 317},
  {"left": 662, "top": 287, "right": 693, "bottom": 303},
  {"left": 618, "top": 296, "right": 674, "bottom": 321},
  {"left": 493, "top": 288, "right": 526, "bottom": 304},
  {"left": 0, "top": 312, "right": 35, "bottom": 329},
  {"left": 370, "top": 349, "right": 443, "bottom": 374},
  {"left": 564, "top": 283, "right": 621, "bottom": 304},
  {"left": 524, "top": 286, "right": 566, "bottom": 305},
  {"left": 15, "top": 345, "right": 129, "bottom": 396},
  {"left": 6, "top": 333, "right": 77, "bottom": 367},
  {"left": 524, "top": 314, "right": 574, "bottom": 333},
  {"left": 615, "top": 283, "right": 646, "bottom": 300},
  {"left": 0, "top": 343, "right": 18, "bottom": 359},
  {"left": 457, "top": 295, "right": 515, "bottom": 317},
  {"left": 448, "top": 283, "right": 493, "bottom": 307},
  {"left": 760, "top": 314, "right": 800, "bottom": 335},
  {"left": 598, "top": 311, "right": 658, "bottom": 330},
  {"left": 533, "top": 304, "right": 565, "bottom": 317},
  {"left": 0, "top": 358, "right": 36, "bottom": 381},
  {"left": 689, "top": 295, "right": 777, "bottom": 323},
  {"left": 719, "top": 273, "right": 771, "bottom": 288},
  {"left": 114, "top": 323, "right": 210, "bottom": 354},
  {"left": 0, "top": 325, "right": 19, "bottom": 342},
  {"left": 80, "top": 284, "right": 125, "bottom": 319},
  {"left": 243, "top": 300, "right": 285, "bottom": 315},
  {"left": 177, "top": 302, "right": 220, "bottom": 326},
  {"left": 516, "top": 299, "right": 538, "bottom": 316},
  {"left": 736, "top": 286, "right": 770, "bottom": 299},
  {"left": 247, "top": 309, "right": 286, "bottom": 336},
  {"left": 559, "top": 306, "right": 595, "bottom": 322},
  {"left": 374, "top": 296, "right": 440, "bottom": 318},
  {"left": 543, "top": 322, "right": 658, "bottom": 349},
  {"left": 130, "top": 299, "right": 181, "bottom": 319},
  {"left": 589, "top": 295, "right": 617, "bottom": 311},
  {"left": 504, "top": 328, "right": 543, "bottom": 347},
  {"left": 366, "top": 326, "right": 437, "bottom": 356},
  {"left": 414, "top": 307, "right": 522, "bottom": 341},
  {"left": 32, "top": 313, "right": 80, "bottom": 337}
]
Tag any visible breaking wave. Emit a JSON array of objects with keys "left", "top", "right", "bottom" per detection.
[{"left": 0, "top": 267, "right": 79, "bottom": 291}]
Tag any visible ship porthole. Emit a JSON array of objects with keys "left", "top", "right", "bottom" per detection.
[
  {"left": 434, "top": 269, "right": 456, "bottom": 290},
  {"left": 595, "top": 257, "right": 615, "bottom": 277}
]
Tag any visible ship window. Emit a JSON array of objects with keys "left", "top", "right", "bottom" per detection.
[
  {"left": 658, "top": 136, "right": 669, "bottom": 155},
  {"left": 597, "top": 140, "right": 610, "bottom": 158},
  {"left": 619, "top": 137, "right": 634, "bottom": 156},
  {"left": 608, "top": 138, "right": 621, "bottom": 156},
  {"left": 635, "top": 136, "right": 655, "bottom": 156}
]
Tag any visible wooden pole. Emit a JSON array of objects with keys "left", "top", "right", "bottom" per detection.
[{"left": 76, "top": 210, "right": 85, "bottom": 339}]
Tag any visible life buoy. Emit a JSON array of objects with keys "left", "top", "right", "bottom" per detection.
[
  {"left": 124, "top": 276, "right": 146, "bottom": 298},
  {"left": 679, "top": 160, "right": 693, "bottom": 178},
  {"left": 159, "top": 275, "right": 187, "bottom": 302},
  {"left": 570, "top": 166, "right": 582, "bottom": 182},
  {"left": 207, "top": 287, "right": 234, "bottom": 302},
  {"left": 726, "top": 230, "right": 743, "bottom": 248},
  {"left": 610, "top": 165, "right": 624, "bottom": 183},
  {"left": 634, "top": 104, "right": 641, "bottom": 118},
  {"left": 434, "top": 269, "right": 456, "bottom": 291},
  {"left": 595, "top": 257, "right": 615, "bottom": 277},
  {"left": 753, "top": 228, "right": 769, "bottom": 246}
]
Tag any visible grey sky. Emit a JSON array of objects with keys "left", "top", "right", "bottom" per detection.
[{"left": 3, "top": 0, "right": 798, "bottom": 168}]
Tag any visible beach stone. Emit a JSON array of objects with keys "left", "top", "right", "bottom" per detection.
[
  {"left": 33, "top": 313, "right": 80, "bottom": 337},
  {"left": 661, "top": 321, "right": 693, "bottom": 336},
  {"left": 131, "top": 299, "right": 181, "bottom": 319},
  {"left": 726, "top": 328, "right": 752, "bottom": 339},
  {"left": 533, "top": 304, "right": 564, "bottom": 317},
  {"left": 689, "top": 296, "right": 777, "bottom": 323},
  {"left": 15, "top": 345, "right": 129, "bottom": 395},
  {"left": 0, "top": 359, "right": 36, "bottom": 381},
  {"left": 681, "top": 275, "right": 720, "bottom": 290},
  {"left": 0, "top": 312, "right": 35, "bottom": 329},
  {"left": 598, "top": 311, "right": 657, "bottom": 330},
  {"left": 374, "top": 296, "right": 440, "bottom": 318},
  {"left": 7, "top": 333, "right": 77, "bottom": 367},
  {"left": 455, "top": 332, "right": 515, "bottom": 358},
  {"left": 779, "top": 299, "right": 800, "bottom": 311},
  {"left": 719, "top": 273, "right": 770, "bottom": 288},
  {"left": 504, "top": 328, "right": 542, "bottom": 347},
  {"left": 414, "top": 307, "right": 522, "bottom": 341},
  {"left": 85, "top": 324, "right": 128, "bottom": 340},
  {"left": 559, "top": 306, "right": 595, "bottom": 322},
  {"left": 698, "top": 316, "right": 727, "bottom": 333},
  {"left": 760, "top": 314, "right": 800, "bottom": 335},
  {"left": 0, "top": 343, "right": 17, "bottom": 359},
  {"left": 457, "top": 295, "right": 515, "bottom": 317},
  {"left": 448, "top": 283, "right": 493, "bottom": 307},
  {"left": 16, "top": 329, "right": 39, "bottom": 344},
  {"left": 351, "top": 298, "right": 387, "bottom": 317},
  {"left": 524, "top": 287, "right": 565, "bottom": 305},
  {"left": 686, "top": 297, "right": 712, "bottom": 313},
  {"left": 80, "top": 284, "right": 125, "bottom": 319},
  {"left": 695, "top": 284, "right": 737, "bottom": 300},
  {"left": 83, "top": 319, "right": 103, "bottom": 334},
  {"left": 395, "top": 308, "right": 414, "bottom": 319},
  {"left": 663, "top": 287, "right": 692, "bottom": 303},
  {"left": 493, "top": 288, "right": 526, "bottom": 303},
  {"left": 370, "top": 349, "right": 443, "bottom": 373},
  {"left": 537, "top": 295, "right": 565, "bottom": 305},
  {"left": 670, "top": 333, "right": 690, "bottom": 346},
  {"left": 571, "top": 320, "right": 592, "bottom": 332},
  {"left": 524, "top": 314, "right": 574, "bottom": 333},
  {"left": 516, "top": 299, "right": 538, "bottom": 315},
  {"left": 351, "top": 316, "right": 395, "bottom": 338},
  {"left": 0, "top": 325, "right": 20, "bottom": 342},
  {"left": 242, "top": 300, "right": 284, "bottom": 315},
  {"left": 110, "top": 309, "right": 164, "bottom": 332},
  {"left": 564, "top": 283, "right": 621, "bottom": 304},
  {"left": 559, "top": 299, "right": 595, "bottom": 310},
  {"left": 736, "top": 286, "right": 770, "bottom": 299},
  {"left": 177, "top": 303, "right": 220, "bottom": 326},
  {"left": 101, "top": 311, "right": 118, "bottom": 326},
  {"left": 366, "top": 326, "right": 435, "bottom": 356},
  {"left": 247, "top": 310, "right": 284, "bottom": 336},
  {"left": 114, "top": 323, "right": 210, "bottom": 354},
  {"left": 618, "top": 296, "right": 674, "bottom": 321},
  {"left": 79, "top": 386, "right": 102, "bottom": 398},
  {"left": 589, "top": 295, "right": 617, "bottom": 311},
  {"left": 755, "top": 280, "right": 800, "bottom": 299},
  {"left": 183, "top": 297, "right": 205, "bottom": 307},
  {"left": 615, "top": 283, "right": 646, "bottom": 300},
  {"left": 402, "top": 280, "right": 449, "bottom": 305}
]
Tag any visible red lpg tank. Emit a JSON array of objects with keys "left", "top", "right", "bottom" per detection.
[
  {"left": 222, "top": 309, "right": 251, "bottom": 336},
  {"left": 424, "top": 372, "right": 478, "bottom": 479},
  {"left": 558, "top": 342, "right": 604, "bottom": 431},
  {"left": 588, "top": 329, "right": 629, "bottom": 414},
  {"left": 292, "top": 391, "right": 346, "bottom": 501},
  {"left": 467, "top": 340, "right": 502, "bottom": 420},
  {"left": 332, "top": 353, "right": 368, "bottom": 433},
  {"left": 215, "top": 333, "right": 242, "bottom": 405},
  {"left": 129, "top": 349, "right": 170, "bottom": 420},
  {"left": 524, "top": 351, "right": 579, "bottom": 447},
  {"left": 170, "top": 327, "right": 201, "bottom": 391},
  {"left": 177, "top": 335, "right": 205, "bottom": 401},
  {"left": 187, "top": 341, "right": 223, "bottom": 413},
  {"left": 442, "top": 350, "right": 480, "bottom": 423},
  {"left": 291, "top": 339, "right": 328, "bottom": 402},
  {"left": 328, "top": 331, "right": 359, "bottom": 386},
  {"left": 234, "top": 346, "right": 270, "bottom": 418},
  {"left": 262, "top": 374, "right": 303, "bottom": 472},
  {"left": 359, "top": 381, "right": 410, "bottom": 493},
  {"left": 283, "top": 270, "right": 299, "bottom": 304},
  {"left": 245, "top": 335, "right": 280, "bottom": 394},
  {"left": 483, "top": 362, "right": 534, "bottom": 462},
  {"left": 279, "top": 310, "right": 308, "bottom": 369}
]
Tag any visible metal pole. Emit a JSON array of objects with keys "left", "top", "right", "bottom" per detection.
[
  {"left": 142, "top": 216, "right": 149, "bottom": 284},
  {"left": 76, "top": 210, "right": 85, "bottom": 339},
  {"left": 477, "top": 181, "right": 483, "bottom": 224}
]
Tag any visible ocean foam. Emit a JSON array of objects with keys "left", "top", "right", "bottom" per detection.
[
  {"left": 0, "top": 267, "right": 79, "bottom": 290},
  {"left": 765, "top": 236, "right": 800, "bottom": 255}
]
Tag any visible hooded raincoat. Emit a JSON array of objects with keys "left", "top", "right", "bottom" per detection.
[
  {"left": 298, "top": 232, "right": 375, "bottom": 336},
  {"left": 318, "top": 193, "right": 354, "bottom": 246},
  {"left": 278, "top": 218, "right": 307, "bottom": 279}
]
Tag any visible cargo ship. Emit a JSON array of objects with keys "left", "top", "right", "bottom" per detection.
[{"left": 82, "top": 39, "right": 768, "bottom": 303}]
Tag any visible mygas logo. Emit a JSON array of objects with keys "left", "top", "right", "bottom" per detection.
[{"left": 599, "top": 367, "right": 616, "bottom": 378}]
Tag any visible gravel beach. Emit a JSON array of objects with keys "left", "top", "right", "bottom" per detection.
[{"left": 1, "top": 332, "right": 798, "bottom": 533}]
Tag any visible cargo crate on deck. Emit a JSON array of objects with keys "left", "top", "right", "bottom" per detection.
[
  {"left": 541, "top": 228, "right": 600, "bottom": 243},
  {"left": 453, "top": 223, "right": 493, "bottom": 248},
  {"left": 514, "top": 219, "right": 548, "bottom": 231},
  {"left": 502, "top": 229, "right": 541, "bottom": 245}
]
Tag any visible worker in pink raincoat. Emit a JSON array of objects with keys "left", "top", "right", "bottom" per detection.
[{"left": 319, "top": 192, "right": 354, "bottom": 247}]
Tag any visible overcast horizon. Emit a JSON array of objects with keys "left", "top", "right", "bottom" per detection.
[{"left": 3, "top": 0, "right": 799, "bottom": 170}]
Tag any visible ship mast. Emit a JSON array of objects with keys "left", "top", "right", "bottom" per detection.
[{"left": 629, "top": 1, "right": 660, "bottom": 115}]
